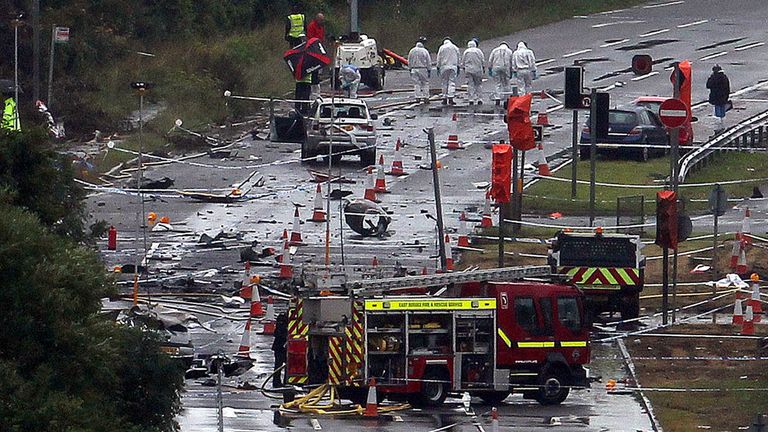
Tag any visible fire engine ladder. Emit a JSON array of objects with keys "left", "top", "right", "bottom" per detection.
[{"left": 347, "top": 265, "right": 551, "bottom": 296}]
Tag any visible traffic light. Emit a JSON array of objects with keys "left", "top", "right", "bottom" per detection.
[
  {"left": 631, "top": 55, "right": 653, "bottom": 75},
  {"left": 564, "top": 66, "right": 584, "bottom": 109},
  {"left": 595, "top": 92, "right": 610, "bottom": 140},
  {"left": 655, "top": 191, "right": 678, "bottom": 249},
  {"left": 491, "top": 143, "right": 512, "bottom": 203}
]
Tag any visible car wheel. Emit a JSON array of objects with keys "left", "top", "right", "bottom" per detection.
[
  {"left": 638, "top": 142, "right": 649, "bottom": 162},
  {"left": 536, "top": 367, "right": 570, "bottom": 406},
  {"left": 410, "top": 369, "right": 449, "bottom": 407}
]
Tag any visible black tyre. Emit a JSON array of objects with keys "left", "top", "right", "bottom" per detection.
[
  {"left": 300, "top": 143, "right": 313, "bottom": 162},
  {"left": 360, "top": 149, "right": 376, "bottom": 167},
  {"left": 410, "top": 369, "right": 449, "bottom": 407},
  {"left": 579, "top": 146, "right": 591, "bottom": 161},
  {"left": 620, "top": 293, "right": 640, "bottom": 321},
  {"left": 536, "top": 367, "right": 570, "bottom": 406},
  {"left": 477, "top": 391, "right": 510, "bottom": 405}
]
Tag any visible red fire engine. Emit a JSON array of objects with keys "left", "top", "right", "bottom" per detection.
[{"left": 284, "top": 266, "right": 590, "bottom": 406}]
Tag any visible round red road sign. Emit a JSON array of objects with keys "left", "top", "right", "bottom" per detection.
[{"left": 658, "top": 98, "right": 689, "bottom": 128}]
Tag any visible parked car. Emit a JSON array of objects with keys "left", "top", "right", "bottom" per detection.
[
  {"left": 302, "top": 97, "right": 377, "bottom": 166},
  {"left": 632, "top": 96, "right": 694, "bottom": 145},
  {"left": 580, "top": 107, "right": 669, "bottom": 161}
]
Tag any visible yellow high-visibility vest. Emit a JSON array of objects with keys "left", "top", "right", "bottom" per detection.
[
  {"left": 287, "top": 14, "right": 305, "bottom": 38},
  {"left": 2, "top": 97, "right": 20, "bottom": 131}
]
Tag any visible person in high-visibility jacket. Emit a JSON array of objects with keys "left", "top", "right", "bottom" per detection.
[
  {"left": 2, "top": 89, "right": 21, "bottom": 131},
  {"left": 285, "top": 5, "right": 307, "bottom": 48}
]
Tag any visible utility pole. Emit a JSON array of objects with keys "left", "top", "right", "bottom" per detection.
[
  {"left": 571, "top": 109, "right": 579, "bottom": 198},
  {"left": 670, "top": 64, "right": 681, "bottom": 322},
  {"left": 349, "top": 0, "right": 359, "bottom": 33},
  {"left": 216, "top": 352, "right": 224, "bottom": 432},
  {"left": 589, "top": 88, "right": 597, "bottom": 226},
  {"left": 12, "top": 15, "right": 24, "bottom": 108},
  {"left": 426, "top": 128, "right": 447, "bottom": 271},
  {"left": 32, "top": 0, "right": 40, "bottom": 102}
]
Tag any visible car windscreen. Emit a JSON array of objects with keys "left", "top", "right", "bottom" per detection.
[
  {"left": 608, "top": 111, "right": 638, "bottom": 126},
  {"left": 319, "top": 104, "right": 367, "bottom": 119}
]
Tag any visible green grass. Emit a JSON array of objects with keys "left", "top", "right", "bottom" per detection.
[{"left": 525, "top": 152, "right": 768, "bottom": 216}]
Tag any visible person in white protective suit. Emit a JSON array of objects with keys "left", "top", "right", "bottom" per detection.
[
  {"left": 512, "top": 41, "right": 537, "bottom": 94},
  {"left": 407, "top": 38, "right": 432, "bottom": 103},
  {"left": 339, "top": 64, "right": 361, "bottom": 98},
  {"left": 436, "top": 37, "right": 461, "bottom": 105},
  {"left": 461, "top": 40, "right": 485, "bottom": 105},
  {"left": 488, "top": 41, "right": 513, "bottom": 105}
]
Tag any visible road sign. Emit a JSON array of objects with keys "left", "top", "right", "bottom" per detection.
[
  {"left": 533, "top": 125, "right": 543, "bottom": 142},
  {"left": 708, "top": 185, "right": 728, "bottom": 216},
  {"left": 580, "top": 95, "right": 591, "bottom": 109},
  {"left": 658, "top": 98, "right": 689, "bottom": 128},
  {"left": 54, "top": 27, "right": 70, "bottom": 43}
]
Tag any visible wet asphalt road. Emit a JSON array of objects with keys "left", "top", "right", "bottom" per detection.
[{"left": 87, "top": 0, "right": 768, "bottom": 430}]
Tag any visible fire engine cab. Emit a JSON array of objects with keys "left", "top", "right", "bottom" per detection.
[{"left": 284, "top": 267, "right": 590, "bottom": 406}]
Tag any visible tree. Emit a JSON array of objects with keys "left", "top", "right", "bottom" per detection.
[{"left": 0, "top": 196, "right": 183, "bottom": 431}]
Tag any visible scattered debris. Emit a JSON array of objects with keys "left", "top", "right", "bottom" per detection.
[{"left": 344, "top": 199, "right": 391, "bottom": 237}]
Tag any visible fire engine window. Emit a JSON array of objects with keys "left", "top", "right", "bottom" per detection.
[
  {"left": 514, "top": 297, "right": 538, "bottom": 333},
  {"left": 557, "top": 297, "right": 582, "bottom": 332},
  {"left": 539, "top": 298, "right": 553, "bottom": 335}
]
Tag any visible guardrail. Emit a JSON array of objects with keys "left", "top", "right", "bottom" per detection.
[{"left": 678, "top": 109, "right": 768, "bottom": 183}]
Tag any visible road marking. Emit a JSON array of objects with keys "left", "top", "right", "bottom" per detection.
[
  {"left": 563, "top": 48, "right": 592, "bottom": 58},
  {"left": 631, "top": 71, "right": 659, "bottom": 81},
  {"left": 699, "top": 51, "right": 728, "bottom": 61},
  {"left": 643, "top": 0, "right": 685, "bottom": 8},
  {"left": 734, "top": 42, "right": 765, "bottom": 51},
  {"left": 536, "top": 59, "right": 556, "bottom": 67},
  {"left": 600, "top": 38, "right": 630, "bottom": 48},
  {"left": 597, "top": 8, "right": 628, "bottom": 15},
  {"left": 639, "top": 28, "right": 670, "bottom": 38},
  {"left": 592, "top": 20, "right": 644, "bottom": 28},
  {"left": 677, "top": 19, "right": 708, "bottom": 28}
]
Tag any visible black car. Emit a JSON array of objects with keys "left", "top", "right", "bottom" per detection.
[{"left": 579, "top": 107, "right": 669, "bottom": 161}]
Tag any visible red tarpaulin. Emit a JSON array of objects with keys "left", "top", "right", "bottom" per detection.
[
  {"left": 491, "top": 143, "right": 512, "bottom": 203},
  {"left": 506, "top": 94, "right": 535, "bottom": 151},
  {"left": 283, "top": 37, "right": 331, "bottom": 80}
]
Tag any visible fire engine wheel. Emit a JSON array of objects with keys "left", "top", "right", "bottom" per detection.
[
  {"left": 477, "top": 391, "right": 510, "bottom": 405},
  {"left": 620, "top": 294, "right": 640, "bottom": 321},
  {"left": 411, "top": 370, "right": 449, "bottom": 407},
  {"left": 536, "top": 368, "right": 570, "bottom": 406}
]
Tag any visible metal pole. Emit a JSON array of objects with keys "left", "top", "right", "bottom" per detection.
[
  {"left": 571, "top": 109, "right": 579, "bottom": 198},
  {"left": 216, "top": 353, "right": 224, "bottom": 432},
  {"left": 427, "top": 128, "right": 447, "bottom": 271},
  {"left": 518, "top": 150, "right": 525, "bottom": 226},
  {"left": 47, "top": 25, "right": 56, "bottom": 108},
  {"left": 349, "top": 0, "right": 359, "bottom": 33},
  {"left": 670, "top": 66, "right": 681, "bottom": 323},
  {"left": 14, "top": 23, "right": 19, "bottom": 107},
  {"left": 511, "top": 149, "right": 519, "bottom": 233},
  {"left": 589, "top": 89, "right": 597, "bottom": 226},
  {"left": 712, "top": 196, "right": 719, "bottom": 324},
  {"left": 662, "top": 247, "right": 669, "bottom": 325},
  {"left": 33, "top": 0, "right": 40, "bottom": 102},
  {"left": 326, "top": 92, "right": 336, "bottom": 270},
  {"left": 498, "top": 208, "right": 505, "bottom": 267}
]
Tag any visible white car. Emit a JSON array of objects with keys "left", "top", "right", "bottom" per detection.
[
  {"left": 303, "top": 97, "right": 378, "bottom": 166},
  {"left": 334, "top": 34, "right": 384, "bottom": 91}
]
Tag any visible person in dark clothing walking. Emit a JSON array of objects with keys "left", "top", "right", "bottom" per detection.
[
  {"left": 271, "top": 312, "right": 289, "bottom": 387},
  {"left": 706, "top": 64, "right": 730, "bottom": 132}
]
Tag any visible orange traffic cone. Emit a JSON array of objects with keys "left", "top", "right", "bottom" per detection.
[
  {"left": 289, "top": 207, "right": 303, "bottom": 246},
  {"left": 491, "top": 407, "right": 500, "bottom": 432},
  {"left": 387, "top": 138, "right": 407, "bottom": 176},
  {"left": 457, "top": 212, "right": 471, "bottom": 248},
  {"left": 742, "top": 208, "right": 752, "bottom": 243},
  {"left": 240, "top": 261, "right": 253, "bottom": 298},
  {"left": 742, "top": 305, "right": 755, "bottom": 335},
  {"left": 732, "top": 298, "right": 744, "bottom": 325},
  {"left": 372, "top": 256, "right": 379, "bottom": 268},
  {"left": 751, "top": 280, "right": 762, "bottom": 319},
  {"left": 309, "top": 184, "right": 326, "bottom": 222},
  {"left": 536, "top": 112, "right": 550, "bottom": 126},
  {"left": 364, "top": 166, "right": 378, "bottom": 202},
  {"left": 374, "top": 155, "right": 390, "bottom": 193},
  {"left": 730, "top": 234, "right": 741, "bottom": 269},
  {"left": 262, "top": 296, "right": 276, "bottom": 335},
  {"left": 480, "top": 192, "right": 494, "bottom": 228},
  {"left": 364, "top": 378, "right": 379, "bottom": 417},
  {"left": 250, "top": 276, "right": 264, "bottom": 317},
  {"left": 737, "top": 247, "right": 747, "bottom": 274},
  {"left": 237, "top": 318, "right": 252, "bottom": 359},
  {"left": 445, "top": 234, "right": 454, "bottom": 271},
  {"left": 278, "top": 240, "right": 293, "bottom": 280},
  {"left": 446, "top": 113, "right": 463, "bottom": 150},
  {"left": 537, "top": 142, "right": 550, "bottom": 176}
]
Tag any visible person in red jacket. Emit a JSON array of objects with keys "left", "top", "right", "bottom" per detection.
[{"left": 307, "top": 13, "right": 325, "bottom": 42}]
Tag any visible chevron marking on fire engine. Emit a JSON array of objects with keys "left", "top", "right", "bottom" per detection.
[
  {"left": 328, "top": 336, "right": 344, "bottom": 385},
  {"left": 497, "top": 328, "right": 512, "bottom": 348}
]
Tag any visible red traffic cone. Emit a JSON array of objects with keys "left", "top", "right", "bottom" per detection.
[
  {"left": 372, "top": 256, "right": 379, "bottom": 268},
  {"left": 374, "top": 155, "right": 390, "bottom": 193},
  {"left": 388, "top": 138, "right": 407, "bottom": 176},
  {"left": 421, "top": 266, "right": 428, "bottom": 275},
  {"left": 309, "top": 184, "right": 327, "bottom": 222},
  {"left": 480, "top": 192, "right": 494, "bottom": 228},
  {"left": 537, "top": 142, "right": 551, "bottom": 176},
  {"left": 732, "top": 298, "right": 744, "bottom": 325},
  {"left": 278, "top": 241, "right": 293, "bottom": 280},
  {"left": 491, "top": 407, "right": 500, "bottom": 432},
  {"left": 240, "top": 261, "right": 253, "bottom": 298},
  {"left": 237, "top": 318, "right": 252, "bottom": 359},
  {"left": 281, "top": 228, "right": 288, "bottom": 240},
  {"left": 289, "top": 207, "right": 304, "bottom": 246},
  {"left": 536, "top": 112, "right": 550, "bottom": 126},
  {"left": 741, "top": 305, "right": 755, "bottom": 335},
  {"left": 364, "top": 166, "right": 378, "bottom": 202},
  {"left": 730, "top": 234, "right": 741, "bottom": 269},
  {"left": 446, "top": 113, "right": 463, "bottom": 150},
  {"left": 457, "top": 212, "right": 471, "bottom": 248},
  {"left": 444, "top": 234, "right": 454, "bottom": 271},
  {"left": 107, "top": 225, "right": 117, "bottom": 250},
  {"left": 751, "top": 281, "right": 763, "bottom": 318},
  {"left": 262, "top": 296, "right": 276, "bottom": 335},
  {"left": 250, "top": 277, "right": 264, "bottom": 317},
  {"left": 364, "top": 378, "right": 379, "bottom": 417},
  {"left": 737, "top": 247, "right": 748, "bottom": 274},
  {"left": 742, "top": 208, "right": 752, "bottom": 243}
]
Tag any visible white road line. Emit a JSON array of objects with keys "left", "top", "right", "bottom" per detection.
[
  {"left": 535, "top": 59, "right": 556, "bottom": 67},
  {"left": 592, "top": 20, "right": 644, "bottom": 28},
  {"left": 563, "top": 48, "right": 592, "bottom": 58},
  {"left": 598, "top": 8, "right": 628, "bottom": 15},
  {"left": 734, "top": 42, "right": 765, "bottom": 51},
  {"left": 639, "top": 28, "right": 670, "bottom": 38},
  {"left": 699, "top": 51, "right": 728, "bottom": 61},
  {"left": 600, "top": 38, "right": 630, "bottom": 48},
  {"left": 677, "top": 19, "right": 708, "bottom": 28},
  {"left": 643, "top": 0, "right": 685, "bottom": 8},
  {"left": 631, "top": 71, "right": 659, "bottom": 81}
]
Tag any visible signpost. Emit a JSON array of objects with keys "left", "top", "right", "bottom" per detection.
[{"left": 658, "top": 98, "right": 689, "bottom": 129}]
